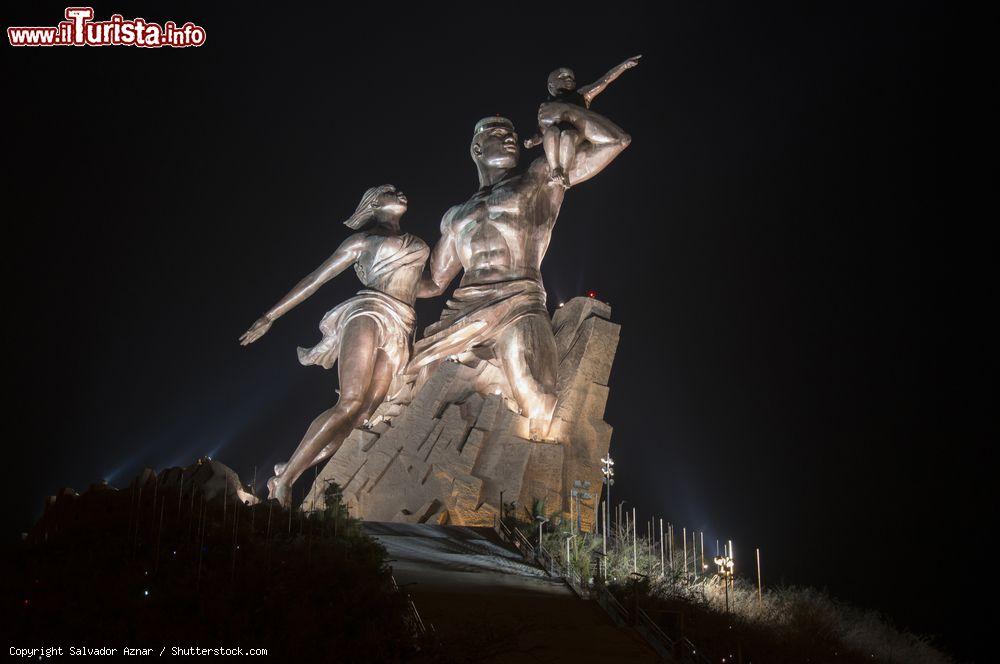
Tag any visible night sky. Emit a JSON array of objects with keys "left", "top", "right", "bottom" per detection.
[{"left": 6, "top": 1, "right": 977, "bottom": 660}]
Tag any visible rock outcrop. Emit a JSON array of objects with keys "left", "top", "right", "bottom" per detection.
[{"left": 304, "top": 296, "right": 620, "bottom": 531}]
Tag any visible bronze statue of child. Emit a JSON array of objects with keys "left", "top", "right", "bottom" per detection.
[{"left": 525, "top": 55, "right": 641, "bottom": 187}]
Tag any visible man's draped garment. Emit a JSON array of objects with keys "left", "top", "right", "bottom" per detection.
[{"left": 407, "top": 278, "right": 548, "bottom": 372}]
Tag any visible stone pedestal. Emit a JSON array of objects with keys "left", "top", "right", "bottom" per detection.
[{"left": 304, "top": 296, "right": 620, "bottom": 531}]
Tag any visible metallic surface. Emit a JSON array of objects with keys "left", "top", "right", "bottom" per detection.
[
  {"left": 410, "top": 91, "right": 632, "bottom": 439},
  {"left": 239, "top": 186, "right": 429, "bottom": 505},
  {"left": 525, "top": 55, "right": 641, "bottom": 148},
  {"left": 535, "top": 56, "right": 640, "bottom": 186}
]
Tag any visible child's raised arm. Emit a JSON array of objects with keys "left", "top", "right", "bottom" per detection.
[{"left": 579, "top": 54, "right": 641, "bottom": 106}]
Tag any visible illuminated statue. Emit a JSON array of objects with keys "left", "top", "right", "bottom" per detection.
[
  {"left": 239, "top": 185, "right": 429, "bottom": 506},
  {"left": 409, "top": 100, "right": 632, "bottom": 439},
  {"left": 523, "top": 55, "right": 641, "bottom": 187}
]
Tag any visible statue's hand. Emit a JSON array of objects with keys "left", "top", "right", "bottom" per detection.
[
  {"left": 623, "top": 54, "right": 642, "bottom": 69},
  {"left": 239, "top": 316, "right": 273, "bottom": 346}
]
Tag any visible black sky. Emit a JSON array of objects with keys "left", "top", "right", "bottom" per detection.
[{"left": 5, "top": 1, "right": 978, "bottom": 660}]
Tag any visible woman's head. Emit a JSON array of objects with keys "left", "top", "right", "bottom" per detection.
[{"left": 343, "top": 184, "right": 408, "bottom": 229}]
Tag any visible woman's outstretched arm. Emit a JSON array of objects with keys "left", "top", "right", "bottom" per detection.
[{"left": 239, "top": 233, "right": 368, "bottom": 345}]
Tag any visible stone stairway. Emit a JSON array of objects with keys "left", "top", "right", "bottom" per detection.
[{"left": 364, "top": 522, "right": 659, "bottom": 662}]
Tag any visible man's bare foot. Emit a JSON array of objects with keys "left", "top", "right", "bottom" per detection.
[
  {"left": 266, "top": 475, "right": 292, "bottom": 508},
  {"left": 529, "top": 418, "right": 552, "bottom": 442}
]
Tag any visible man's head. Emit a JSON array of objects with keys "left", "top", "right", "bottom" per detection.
[
  {"left": 547, "top": 67, "right": 577, "bottom": 97},
  {"left": 471, "top": 116, "right": 519, "bottom": 175}
]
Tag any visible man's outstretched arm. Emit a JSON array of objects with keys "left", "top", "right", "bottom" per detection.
[{"left": 417, "top": 207, "right": 462, "bottom": 297}]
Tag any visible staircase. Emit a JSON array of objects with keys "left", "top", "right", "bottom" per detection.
[{"left": 363, "top": 522, "right": 659, "bottom": 662}]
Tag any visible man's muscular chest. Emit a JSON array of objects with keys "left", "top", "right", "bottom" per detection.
[{"left": 450, "top": 180, "right": 535, "bottom": 244}]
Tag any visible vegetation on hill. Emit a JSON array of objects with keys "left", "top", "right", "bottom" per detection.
[
  {"left": 4, "top": 469, "right": 422, "bottom": 661},
  {"left": 6, "top": 467, "right": 954, "bottom": 663},
  {"left": 535, "top": 517, "right": 953, "bottom": 664}
]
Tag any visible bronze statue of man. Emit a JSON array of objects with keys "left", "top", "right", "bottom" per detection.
[{"left": 409, "top": 103, "right": 631, "bottom": 439}]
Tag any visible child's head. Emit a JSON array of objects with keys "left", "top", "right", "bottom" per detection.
[{"left": 547, "top": 67, "right": 577, "bottom": 96}]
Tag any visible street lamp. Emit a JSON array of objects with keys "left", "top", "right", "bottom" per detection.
[
  {"left": 564, "top": 532, "right": 578, "bottom": 583},
  {"left": 600, "top": 455, "right": 615, "bottom": 530},
  {"left": 535, "top": 514, "right": 549, "bottom": 558},
  {"left": 714, "top": 551, "right": 735, "bottom": 613}
]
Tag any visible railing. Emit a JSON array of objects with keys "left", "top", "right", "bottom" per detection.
[
  {"left": 678, "top": 636, "right": 711, "bottom": 664},
  {"left": 495, "top": 516, "right": 556, "bottom": 577},
  {"left": 594, "top": 583, "right": 629, "bottom": 627},
  {"left": 591, "top": 584, "right": 710, "bottom": 664},
  {"left": 494, "top": 517, "right": 596, "bottom": 598},
  {"left": 390, "top": 574, "right": 429, "bottom": 637},
  {"left": 494, "top": 517, "right": 525, "bottom": 557},
  {"left": 512, "top": 525, "right": 535, "bottom": 555},
  {"left": 563, "top": 565, "right": 590, "bottom": 598},
  {"left": 494, "top": 516, "right": 709, "bottom": 663},
  {"left": 634, "top": 606, "right": 679, "bottom": 662},
  {"left": 593, "top": 585, "right": 674, "bottom": 657},
  {"left": 536, "top": 543, "right": 556, "bottom": 576}
]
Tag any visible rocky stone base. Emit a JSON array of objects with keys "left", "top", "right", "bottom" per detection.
[{"left": 304, "top": 296, "right": 620, "bottom": 531}]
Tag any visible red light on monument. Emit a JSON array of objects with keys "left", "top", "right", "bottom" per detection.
[{"left": 587, "top": 290, "right": 597, "bottom": 299}]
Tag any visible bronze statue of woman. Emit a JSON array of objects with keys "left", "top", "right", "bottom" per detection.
[{"left": 239, "top": 185, "right": 430, "bottom": 506}]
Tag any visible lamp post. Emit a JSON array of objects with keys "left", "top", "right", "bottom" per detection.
[
  {"left": 600, "top": 454, "right": 614, "bottom": 531},
  {"left": 618, "top": 500, "right": 628, "bottom": 541},
  {"left": 534, "top": 515, "right": 549, "bottom": 558},
  {"left": 756, "top": 547, "right": 762, "bottom": 605},
  {"left": 632, "top": 506, "right": 637, "bottom": 573},
  {"left": 714, "top": 551, "right": 735, "bottom": 613},
  {"left": 564, "top": 532, "right": 577, "bottom": 583},
  {"left": 692, "top": 530, "right": 698, "bottom": 581},
  {"left": 683, "top": 526, "right": 687, "bottom": 581},
  {"left": 659, "top": 518, "right": 664, "bottom": 578},
  {"left": 601, "top": 502, "right": 608, "bottom": 579}
]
